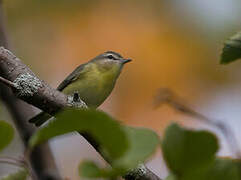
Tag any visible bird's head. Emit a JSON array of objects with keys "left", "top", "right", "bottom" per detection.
[{"left": 91, "top": 51, "right": 132, "bottom": 71}]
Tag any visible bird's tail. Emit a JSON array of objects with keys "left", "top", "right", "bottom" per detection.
[{"left": 28, "top": 112, "right": 52, "bottom": 127}]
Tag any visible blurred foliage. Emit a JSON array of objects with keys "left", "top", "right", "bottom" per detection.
[
  {"left": 29, "top": 108, "right": 128, "bottom": 160},
  {"left": 78, "top": 121, "right": 241, "bottom": 179},
  {"left": 79, "top": 161, "right": 113, "bottom": 179},
  {"left": 79, "top": 126, "right": 159, "bottom": 178},
  {"left": 28, "top": 108, "right": 241, "bottom": 180},
  {"left": 221, "top": 31, "right": 241, "bottom": 64},
  {"left": 162, "top": 124, "right": 240, "bottom": 180},
  {"left": 0, "top": 121, "right": 14, "bottom": 152},
  {"left": 2, "top": 111, "right": 240, "bottom": 180},
  {"left": 203, "top": 158, "right": 240, "bottom": 180},
  {"left": 162, "top": 123, "right": 218, "bottom": 177},
  {"left": 0, "top": 122, "right": 27, "bottom": 179},
  {"left": 164, "top": 158, "right": 241, "bottom": 180},
  {"left": 0, "top": 169, "right": 28, "bottom": 180},
  {"left": 114, "top": 126, "right": 159, "bottom": 170},
  {"left": 29, "top": 108, "right": 159, "bottom": 178}
]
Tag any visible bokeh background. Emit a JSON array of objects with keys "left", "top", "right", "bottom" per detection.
[{"left": 1, "top": 0, "right": 241, "bottom": 179}]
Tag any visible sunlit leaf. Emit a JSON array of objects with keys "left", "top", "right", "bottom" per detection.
[
  {"left": 0, "top": 121, "right": 14, "bottom": 152},
  {"left": 161, "top": 123, "right": 218, "bottom": 175},
  {"left": 0, "top": 169, "right": 28, "bottom": 180},
  {"left": 221, "top": 31, "right": 241, "bottom": 64},
  {"left": 29, "top": 108, "right": 128, "bottom": 160}
]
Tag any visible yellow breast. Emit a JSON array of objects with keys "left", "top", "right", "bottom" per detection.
[{"left": 62, "top": 63, "right": 121, "bottom": 108}]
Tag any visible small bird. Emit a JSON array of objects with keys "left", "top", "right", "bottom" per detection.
[{"left": 29, "top": 51, "right": 131, "bottom": 126}]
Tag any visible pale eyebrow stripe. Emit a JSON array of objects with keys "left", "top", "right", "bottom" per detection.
[
  {"left": 105, "top": 53, "right": 118, "bottom": 59},
  {"left": 104, "top": 51, "right": 123, "bottom": 58}
]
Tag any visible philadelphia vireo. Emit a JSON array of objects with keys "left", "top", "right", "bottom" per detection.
[{"left": 29, "top": 51, "right": 131, "bottom": 126}]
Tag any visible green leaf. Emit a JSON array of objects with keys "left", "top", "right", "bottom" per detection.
[
  {"left": 79, "top": 161, "right": 113, "bottom": 178},
  {"left": 29, "top": 108, "right": 128, "bottom": 160},
  {"left": 164, "top": 174, "right": 177, "bottom": 180},
  {"left": 162, "top": 124, "right": 240, "bottom": 180},
  {"left": 114, "top": 126, "right": 160, "bottom": 170},
  {"left": 0, "top": 169, "right": 28, "bottom": 180},
  {"left": 79, "top": 161, "right": 103, "bottom": 178},
  {"left": 164, "top": 159, "right": 241, "bottom": 180},
  {"left": 79, "top": 126, "right": 160, "bottom": 178},
  {"left": 204, "top": 158, "right": 240, "bottom": 180},
  {"left": 30, "top": 108, "right": 159, "bottom": 179},
  {"left": 0, "top": 121, "right": 14, "bottom": 152},
  {"left": 221, "top": 31, "right": 241, "bottom": 64},
  {"left": 181, "top": 158, "right": 241, "bottom": 180},
  {"left": 161, "top": 123, "right": 218, "bottom": 176}
]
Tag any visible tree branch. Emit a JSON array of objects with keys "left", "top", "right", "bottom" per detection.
[
  {"left": 124, "top": 164, "right": 162, "bottom": 180},
  {"left": 0, "top": 47, "right": 162, "bottom": 180},
  {"left": 0, "top": 47, "right": 86, "bottom": 113}
]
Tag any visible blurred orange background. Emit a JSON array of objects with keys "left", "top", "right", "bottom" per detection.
[{"left": 1, "top": 0, "right": 241, "bottom": 179}]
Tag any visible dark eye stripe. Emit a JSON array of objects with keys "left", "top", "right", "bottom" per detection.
[{"left": 107, "top": 55, "right": 116, "bottom": 60}]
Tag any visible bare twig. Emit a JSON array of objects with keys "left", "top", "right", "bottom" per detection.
[
  {"left": 0, "top": 157, "right": 29, "bottom": 170},
  {"left": 154, "top": 88, "right": 241, "bottom": 158},
  {"left": 0, "top": 157, "right": 36, "bottom": 179},
  {"left": 0, "top": 156, "right": 23, "bottom": 162}
]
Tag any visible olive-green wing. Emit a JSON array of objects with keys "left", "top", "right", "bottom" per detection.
[
  {"left": 57, "top": 63, "right": 86, "bottom": 91},
  {"left": 29, "top": 63, "right": 87, "bottom": 126}
]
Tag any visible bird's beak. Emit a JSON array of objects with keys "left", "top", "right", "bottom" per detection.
[{"left": 121, "top": 58, "right": 132, "bottom": 64}]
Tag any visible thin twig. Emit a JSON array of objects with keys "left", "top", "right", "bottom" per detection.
[
  {"left": 0, "top": 156, "right": 29, "bottom": 169},
  {"left": 0, "top": 157, "right": 35, "bottom": 179},
  {"left": 0, "top": 156, "right": 23, "bottom": 162},
  {"left": 0, "top": 159, "right": 24, "bottom": 167},
  {"left": 0, "top": 76, "right": 17, "bottom": 88},
  {"left": 154, "top": 88, "right": 241, "bottom": 158}
]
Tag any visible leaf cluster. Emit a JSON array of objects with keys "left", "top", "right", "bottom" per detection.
[
  {"left": 29, "top": 108, "right": 160, "bottom": 179},
  {"left": 162, "top": 124, "right": 240, "bottom": 180}
]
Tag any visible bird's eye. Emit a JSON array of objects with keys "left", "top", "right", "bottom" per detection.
[{"left": 107, "top": 55, "right": 115, "bottom": 59}]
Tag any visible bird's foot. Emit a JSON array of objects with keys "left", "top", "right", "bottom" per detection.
[{"left": 73, "top": 92, "right": 80, "bottom": 102}]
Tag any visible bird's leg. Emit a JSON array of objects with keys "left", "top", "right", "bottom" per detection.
[
  {"left": 73, "top": 91, "right": 80, "bottom": 102},
  {"left": 67, "top": 92, "right": 87, "bottom": 108}
]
